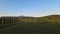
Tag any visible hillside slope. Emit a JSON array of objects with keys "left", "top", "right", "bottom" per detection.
[
  {"left": 40, "top": 15, "right": 60, "bottom": 22},
  {"left": 19, "top": 15, "right": 60, "bottom": 23}
]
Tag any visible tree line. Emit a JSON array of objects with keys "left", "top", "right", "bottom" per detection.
[
  {"left": 0, "top": 16, "right": 19, "bottom": 26},
  {"left": 0, "top": 15, "right": 60, "bottom": 27}
]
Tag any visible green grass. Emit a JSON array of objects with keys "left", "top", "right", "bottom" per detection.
[{"left": 0, "top": 22, "right": 60, "bottom": 34}]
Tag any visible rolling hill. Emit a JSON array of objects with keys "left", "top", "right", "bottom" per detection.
[{"left": 0, "top": 15, "right": 60, "bottom": 34}]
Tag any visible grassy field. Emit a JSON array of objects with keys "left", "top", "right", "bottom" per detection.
[{"left": 0, "top": 22, "right": 60, "bottom": 34}]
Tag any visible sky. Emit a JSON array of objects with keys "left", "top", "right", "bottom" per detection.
[{"left": 0, "top": 0, "right": 60, "bottom": 17}]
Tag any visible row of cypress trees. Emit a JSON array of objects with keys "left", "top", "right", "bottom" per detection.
[{"left": 0, "top": 16, "right": 19, "bottom": 26}]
